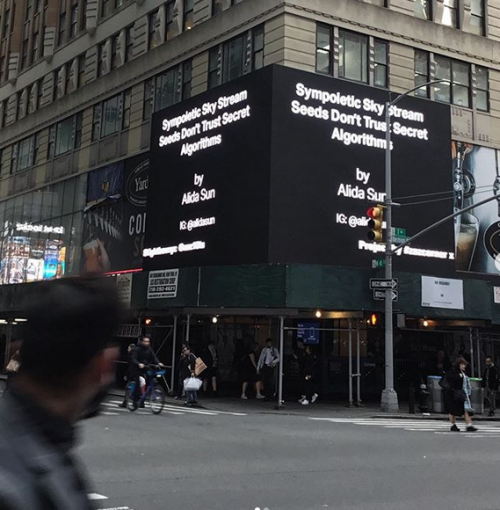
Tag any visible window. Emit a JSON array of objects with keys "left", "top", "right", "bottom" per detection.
[
  {"left": 21, "top": 37, "right": 29, "bottom": 69},
  {"left": 166, "top": 2, "right": 180, "bottom": 40},
  {"left": 92, "top": 104, "right": 101, "bottom": 141},
  {"left": 37, "top": 78, "right": 44, "bottom": 108},
  {"left": 31, "top": 32, "right": 39, "bottom": 63},
  {"left": 55, "top": 117, "right": 75, "bottom": 156},
  {"left": 476, "top": 66, "right": 489, "bottom": 112},
  {"left": 58, "top": 10, "right": 66, "bottom": 45},
  {"left": 101, "top": 0, "right": 112, "bottom": 17},
  {"left": 0, "top": 57, "right": 5, "bottom": 84},
  {"left": 111, "top": 34, "right": 118, "bottom": 70},
  {"left": 183, "top": 0, "right": 194, "bottom": 31},
  {"left": 155, "top": 67, "right": 180, "bottom": 112},
  {"left": 182, "top": 60, "right": 192, "bottom": 100},
  {"left": 414, "top": 0, "right": 432, "bottom": 20},
  {"left": 47, "top": 125, "right": 55, "bottom": 159},
  {"left": 213, "top": 0, "right": 223, "bottom": 15},
  {"left": 12, "top": 136, "right": 34, "bottom": 174},
  {"left": 125, "top": 26, "right": 134, "bottom": 62},
  {"left": 70, "top": 3, "right": 78, "bottom": 38},
  {"left": 143, "top": 79, "right": 153, "bottom": 121},
  {"left": 374, "top": 41, "right": 388, "bottom": 89},
  {"left": 3, "top": 10, "right": 10, "bottom": 37},
  {"left": 33, "top": 132, "right": 41, "bottom": 164},
  {"left": 80, "top": 0, "right": 87, "bottom": 30},
  {"left": 78, "top": 54, "right": 86, "bottom": 87},
  {"left": 0, "top": 149, "right": 3, "bottom": 176},
  {"left": 74, "top": 112, "right": 83, "bottom": 148},
  {"left": 414, "top": 50, "right": 430, "bottom": 98},
  {"left": 148, "top": 9, "right": 160, "bottom": 50},
  {"left": 470, "top": 0, "right": 485, "bottom": 36},
  {"left": 97, "top": 42, "right": 105, "bottom": 76},
  {"left": 26, "top": 0, "right": 34, "bottom": 20},
  {"left": 316, "top": 25, "right": 332, "bottom": 74},
  {"left": 122, "top": 89, "right": 131, "bottom": 129},
  {"left": 208, "top": 47, "right": 221, "bottom": 89},
  {"left": 223, "top": 35, "right": 246, "bottom": 83},
  {"left": 101, "top": 94, "right": 121, "bottom": 137},
  {"left": 434, "top": 55, "right": 470, "bottom": 107},
  {"left": 338, "top": 30, "right": 368, "bottom": 83},
  {"left": 93, "top": 90, "right": 130, "bottom": 138},
  {"left": 207, "top": 29, "right": 262, "bottom": 89},
  {"left": 442, "top": 0, "right": 458, "bottom": 28},
  {"left": 253, "top": 25, "right": 264, "bottom": 71}
]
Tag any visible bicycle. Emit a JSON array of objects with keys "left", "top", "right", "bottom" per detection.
[{"left": 125, "top": 365, "right": 166, "bottom": 414}]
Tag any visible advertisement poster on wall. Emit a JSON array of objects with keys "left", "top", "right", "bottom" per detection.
[
  {"left": 452, "top": 141, "right": 500, "bottom": 275},
  {"left": 81, "top": 154, "right": 149, "bottom": 274},
  {"left": 145, "top": 65, "right": 454, "bottom": 274}
]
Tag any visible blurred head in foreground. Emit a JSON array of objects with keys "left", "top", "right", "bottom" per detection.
[{"left": 17, "top": 277, "right": 121, "bottom": 422}]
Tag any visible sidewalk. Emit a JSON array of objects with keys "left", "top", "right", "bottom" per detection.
[{"left": 109, "top": 388, "right": 500, "bottom": 421}]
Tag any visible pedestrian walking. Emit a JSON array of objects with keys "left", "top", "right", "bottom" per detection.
[
  {"left": 179, "top": 344, "right": 198, "bottom": 405},
  {"left": 257, "top": 338, "right": 280, "bottom": 401},
  {"left": 0, "top": 278, "right": 120, "bottom": 509},
  {"left": 482, "top": 356, "right": 498, "bottom": 417},
  {"left": 442, "top": 358, "right": 477, "bottom": 432},
  {"left": 298, "top": 345, "right": 319, "bottom": 406}
]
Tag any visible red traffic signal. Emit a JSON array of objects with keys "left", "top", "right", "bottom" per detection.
[{"left": 367, "top": 205, "right": 384, "bottom": 243}]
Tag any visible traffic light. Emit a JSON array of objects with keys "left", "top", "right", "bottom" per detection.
[
  {"left": 368, "top": 313, "right": 380, "bottom": 327},
  {"left": 367, "top": 205, "right": 384, "bottom": 243}
]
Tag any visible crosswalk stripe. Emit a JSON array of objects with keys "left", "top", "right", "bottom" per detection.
[{"left": 309, "top": 417, "right": 500, "bottom": 437}]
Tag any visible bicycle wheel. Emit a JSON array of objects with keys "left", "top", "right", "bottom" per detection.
[
  {"left": 126, "top": 384, "right": 136, "bottom": 411},
  {"left": 149, "top": 383, "right": 165, "bottom": 414}
]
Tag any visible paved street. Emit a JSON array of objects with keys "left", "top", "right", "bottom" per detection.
[{"left": 79, "top": 397, "right": 500, "bottom": 510}]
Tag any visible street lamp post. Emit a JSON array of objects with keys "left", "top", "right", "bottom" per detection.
[{"left": 380, "top": 79, "right": 444, "bottom": 413}]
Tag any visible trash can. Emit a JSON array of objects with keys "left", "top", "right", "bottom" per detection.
[
  {"left": 469, "top": 378, "right": 484, "bottom": 414},
  {"left": 427, "top": 375, "right": 444, "bottom": 413}
]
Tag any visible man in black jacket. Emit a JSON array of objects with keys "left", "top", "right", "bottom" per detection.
[
  {"left": 131, "top": 336, "right": 163, "bottom": 409},
  {"left": 482, "top": 357, "right": 498, "bottom": 417},
  {"left": 0, "top": 278, "right": 121, "bottom": 510}
]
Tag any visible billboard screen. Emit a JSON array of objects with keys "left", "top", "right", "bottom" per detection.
[{"left": 145, "top": 66, "right": 454, "bottom": 273}]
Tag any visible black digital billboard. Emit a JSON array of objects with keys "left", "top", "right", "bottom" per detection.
[{"left": 145, "top": 65, "right": 454, "bottom": 273}]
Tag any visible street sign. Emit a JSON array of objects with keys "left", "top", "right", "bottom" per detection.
[
  {"left": 392, "top": 227, "right": 407, "bottom": 237},
  {"left": 369, "top": 278, "right": 398, "bottom": 290},
  {"left": 371, "top": 259, "right": 386, "bottom": 269},
  {"left": 373, "top": 289, "right": 399, "bottom": 302},
  {"left": 393, "top": 235, "right": 408, "bottom": 244}
]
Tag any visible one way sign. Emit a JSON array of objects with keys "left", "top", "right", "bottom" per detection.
[
  {"left": 373, "top": 290, "right": 399, "bottom": 302},
  {"left": 369, "top": 278, "right": 398, "bottom": 290}
]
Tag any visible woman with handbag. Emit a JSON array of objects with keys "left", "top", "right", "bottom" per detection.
[
  {"left": 179, "top": 345, "right": 199, "bottom": 406},
  {"left": 443, "top": 358, "right": 477, "bottom": 432}
]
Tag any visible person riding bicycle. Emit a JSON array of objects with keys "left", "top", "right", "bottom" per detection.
[{"left": 131, "top": 336, "right": 164, "bottom": 409}]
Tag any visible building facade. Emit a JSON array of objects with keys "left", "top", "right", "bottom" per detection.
[{"left": 1, "top": 0, "right": 500, "bottom": 402}]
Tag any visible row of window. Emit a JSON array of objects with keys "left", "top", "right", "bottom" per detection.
[
  {"left": 315, "top": 24, "right": 490, "bottom": 112},
  {"left": 97, "top": 26, "right": 134, "bottom": 77},
  {"left": 414, "top": 0, "right": 486, "bottom": 36},
  {"left": 316, "top": 25, "right": 389, "bottom": 89},
  {"left": 414, "top": 51, "right": 489, "bottom": 111}
]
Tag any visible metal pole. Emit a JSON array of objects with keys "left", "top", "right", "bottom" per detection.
[
  {"left": 477, "top": 331, "right": 481, "bottom": 378},
  {"left": 276, "top": 316, "right": 285, "bottom": 410},
  {"left": 4, "top": 320, "right": 12, "bottom": 368},
  {"left": 170, "top": 315, "right": 178, "bottom": 392},
  {"left": 185, "top": 314, "right": 191, "bottom": 345},
  {"left": 348, "top": 319, "right": 353, "bottom": 407},
  {"left": 381, "top": 101, "right": 399, "bottom": 412},
  {"left": 356, "top": 325, "right": 361, "bottom": 406},
  {"left": 470, "top": 328, "right": 475, "bottom": 378}
]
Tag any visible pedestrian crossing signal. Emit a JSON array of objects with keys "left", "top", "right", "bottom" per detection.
[
  {"left": 369, "top": 313, "right": 380, "bottom": 327},
  {"left": 367, "top": 205, "right": 384, "bottom": 243}
]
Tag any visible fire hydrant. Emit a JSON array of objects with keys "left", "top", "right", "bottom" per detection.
[{"left": 419, "top": 383, "right": 430, "bottom": 413}]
